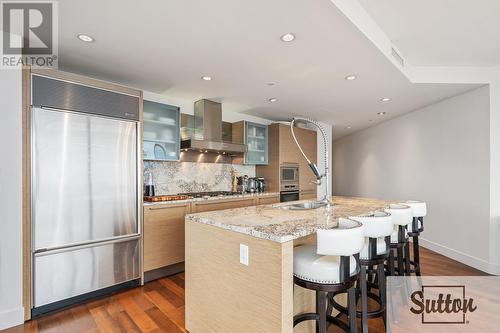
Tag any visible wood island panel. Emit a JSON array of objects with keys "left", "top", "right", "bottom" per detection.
[{"left": 185, "top": 222, "right": 294, "bottom": 333}]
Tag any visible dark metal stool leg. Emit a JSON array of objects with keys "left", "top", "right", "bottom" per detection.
[
  {"left": 326, "top": 292, "right": 333, "bottom": 317},
  {"left": 396, "top": 246, "right": 404, "bottom": 276},
  {"left": 377, "top": 263, "right": 387, "bottom": 329},
  {"left": 404, "top": 242, "right": 411, "bottom": 276},
  {"left": 389, "top": 248, "right": 396, "bottom": 276},
  {"left": 413, "top": 235, "right": 421, "bottom": 276},
  {"left": 348, "top": 287, "right": 357, "bottom": 333},
  {"left": 317, "top": 291, "right": 326, "bottom": 333},
  {"left": 360, "top": 265, "right": 368, "bottom": 333}
]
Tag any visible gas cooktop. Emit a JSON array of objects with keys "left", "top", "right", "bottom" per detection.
[{"left": 179, "top": 191, "right": 242, "bottom": 198}]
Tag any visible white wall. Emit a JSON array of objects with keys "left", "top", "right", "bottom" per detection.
[
  {"left": 332, "top": 86, "right": 494, "bottom": 273},
  {"left": 0, "top": 69, "right": 24, "bottom": 329},
  {"left": 488, "top": 70, "right": 500, "bottom": 274}
]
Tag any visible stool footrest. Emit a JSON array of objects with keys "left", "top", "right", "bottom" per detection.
[{"left": 293, "top": 313, "right": 350, "bottom": 332}]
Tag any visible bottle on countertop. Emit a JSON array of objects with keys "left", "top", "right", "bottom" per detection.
[{"left": 144, "top": 171, "right": 155, "bottom": 197}]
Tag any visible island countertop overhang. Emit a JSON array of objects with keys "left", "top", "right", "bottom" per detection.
[{"left": 185, "top": 196, "right": 395, "bottom": 243}]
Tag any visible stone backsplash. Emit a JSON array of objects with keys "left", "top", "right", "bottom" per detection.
[{"left": 144, "top": 161, "right": 255, "bottom": 195}]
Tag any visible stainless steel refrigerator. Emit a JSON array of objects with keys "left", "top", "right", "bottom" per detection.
[{"left": 31, "top": 74, "right": 141, "bottom": 315}]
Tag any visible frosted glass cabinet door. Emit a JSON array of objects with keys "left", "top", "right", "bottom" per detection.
[
  {"left": 245, "top": 122, "right": 268, "bottom": 165},
  {"left": 143, "top": 100, "right": 180, "bottom": 161}
]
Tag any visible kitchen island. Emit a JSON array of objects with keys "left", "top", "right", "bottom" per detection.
[{"left": 185, "top": 196, "right": 393, "bottom": 333}]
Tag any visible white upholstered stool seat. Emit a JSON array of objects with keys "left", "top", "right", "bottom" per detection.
[
  {"left": 402, "top": 200, "right": 427, "bottom": 218},
  {"left": 384, "top": 204, "right": 413, "bottom": 277},
  {"left": 406, "top": 219, "right": 422, "bottom": 233},
  {"left": 294, "top": 245, "right": 358, "bottom": 284},
  {"left": 350, "top": 211, "right": 393, "bottom": 260},
  {"left": 390, "top": 227, "right": 408, "bottom": 243},
  {"left": 400, "top": 200, "right": 427, "bottom": 276},
  {"left": 359, "top": 238, "right": 388, "bottom": 260},
  {"left": 384, "top": 204, "right": 412, "bottom": 244},
  {"left": 292, "top": 218, "right": 365, "bottom": 333}
]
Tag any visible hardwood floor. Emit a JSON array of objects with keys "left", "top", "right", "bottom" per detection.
[{"left": 2, "top": 246, "right": 487, "bottom": 333}]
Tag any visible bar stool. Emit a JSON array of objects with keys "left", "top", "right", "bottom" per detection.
[
  {"left": 401, "top": 200, "right": 427, "bottom": 276},
  {"left": 330, "top": 211, "right": 394, "bottom": 333},
  {"left": 384, "top": 204, "right": 413, "bottom": 276},
  {"left": 293, "top": 218, "right": 365, "bottom": 333}
]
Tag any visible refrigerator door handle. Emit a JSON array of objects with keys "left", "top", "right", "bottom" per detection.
[{"left": 33, "top": 234, "right": 141, "bottom": 257}]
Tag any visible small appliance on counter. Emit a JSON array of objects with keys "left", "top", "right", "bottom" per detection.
[
  {"left": 237, "top": 175, "right": 249, "bottom": 193},
  {"left": 237, "top": 176, "right": 244, "bottom": 193},
  {"left": 144, "top": 171, "right": 155, "bottom": 197},
  {"left": 256, "top": 177, "right": 266, "bottom": 193},
  {"left": 247, "top": 177, "right": 256, "bottom": 193}
]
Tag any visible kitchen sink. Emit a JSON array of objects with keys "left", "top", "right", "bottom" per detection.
[{"left": 279, "top": 200, "right": 330, "bottom": 210}]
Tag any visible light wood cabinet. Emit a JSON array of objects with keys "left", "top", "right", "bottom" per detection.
[
  {"left": 143, "top": 194, "right": 279, "bottom": 275},
  {"left": 300, "top": 189, "right": 317, "bottom": 201},
  {"left": 143, "top": 202, "right": 190, "bottom": 272},
  {"left": 192, "top": 197, "right": 255, "bottom": 213},
  {"left": 256, "top": 195, "right": 280, "bottom": 205},
  {"left": 257, "top": 124, "right": 317, "bottom": 194}
]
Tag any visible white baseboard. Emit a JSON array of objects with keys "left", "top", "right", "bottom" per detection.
[
  {"left": 0, "top": 306, "right": 24, "bottom": 330},
  {"left": 417, "top": 237, "right": 500, "bottom": 275}
]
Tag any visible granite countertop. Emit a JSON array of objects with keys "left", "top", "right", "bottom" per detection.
[
  {"left": 143, "top": 191, "right": 280, "bottom": 206},
  {"left": 185, "top": 196, "right": 395, "bottom": 243}
]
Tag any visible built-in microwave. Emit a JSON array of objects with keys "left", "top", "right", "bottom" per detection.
[{"left": 280, "top": 162, "right": 299, "bottom": 191}]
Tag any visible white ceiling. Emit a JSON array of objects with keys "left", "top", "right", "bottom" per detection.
[
  {"left": 56, "top": 0, "right": 479, "bottom": 138},
  {"left": 358, "top": 0, "right": 500, "bottom": 67}
]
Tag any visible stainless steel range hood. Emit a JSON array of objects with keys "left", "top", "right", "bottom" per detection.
[{"left": 180, "top": 99, "right": 247, "bottom": 154}]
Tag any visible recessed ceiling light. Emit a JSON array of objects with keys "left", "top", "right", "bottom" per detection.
[
  {"left": 201, "top": 76, "right": 212, "bottom": 81},
  {"left": 346, "top": 126, "right": 352, "bottom": 129},
  {"left": 280, "top": 33, "right": 295, "bottom": 42},
  {"left": 77, "top": 34, "right": 94, "bottom": 42},
  {"left": 345, "top": 75, "right": 357, "bottom": 81},
  {"left": 377, "top": 112, "right": 386, "bottom": 116},
  {"left": 268, "top": 98, "right": 278, "bottom": 102},
  {"left": 380, "top": 97, "right": 391, "bottom": 102}
]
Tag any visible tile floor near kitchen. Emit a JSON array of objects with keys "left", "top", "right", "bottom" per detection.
[{"left": 3, "top": 247, "right": 486, "bottom": 333}]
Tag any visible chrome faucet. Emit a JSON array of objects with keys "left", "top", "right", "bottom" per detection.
[{"left": 290, "top": 117, "right": 330, "bottom": 204}]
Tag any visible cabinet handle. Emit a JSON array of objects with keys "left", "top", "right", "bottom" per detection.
[{"left": 148, "top": 204, "right": 187, "bottom": 210}]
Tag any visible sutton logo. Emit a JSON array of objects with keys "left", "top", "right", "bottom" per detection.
[{"left": 410, "top": 285, "right": 477, "bottom": 324}]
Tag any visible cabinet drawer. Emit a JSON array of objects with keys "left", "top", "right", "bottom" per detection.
[
  {"left": 192, "top": 198, "right": 255, "bottom": 213},
  {"left": 257, "top": 196, "right": 279, "bottom": 205},
  {"left": 144, "top": 203, "right": 190, "bottom": 271}
]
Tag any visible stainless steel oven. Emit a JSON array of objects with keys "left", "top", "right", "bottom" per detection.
[
  {"left": 280, "top": 190, "right": 300, "bottom": 202},
  {"left": 280, "top": 162, "right": 299, "bottom": 191}
]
